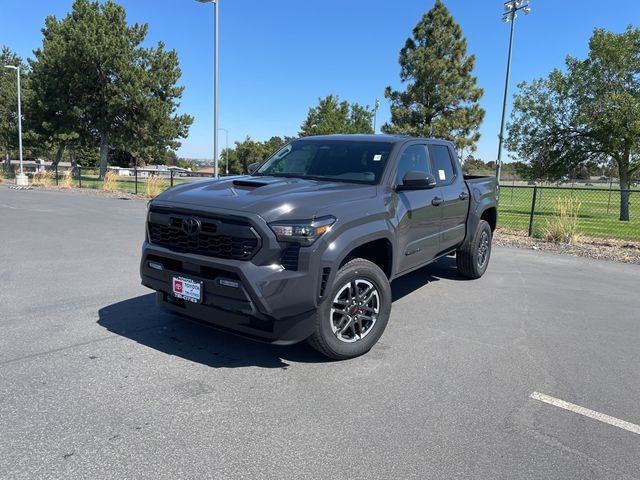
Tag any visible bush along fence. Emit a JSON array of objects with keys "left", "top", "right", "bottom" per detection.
[
  {"left": 498, "top": 185, "right": 640, "bottom": 242},
  {"left": 4, "top": 165, "right": 215, "bottom": 197}
]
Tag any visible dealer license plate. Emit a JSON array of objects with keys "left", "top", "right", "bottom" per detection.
[{"left": 172, "top": 276, "right": 202, "bottom": 304}]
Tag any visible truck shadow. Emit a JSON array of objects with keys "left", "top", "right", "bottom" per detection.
[
  {"left": 392, "top": 255, "right": 466, "bottom": 302},
  {"left": 97, "top": 257, "right": 463, "bottom": 369},
  {"left": 97, "top": 295, "right": 326, "bottom": 369}
]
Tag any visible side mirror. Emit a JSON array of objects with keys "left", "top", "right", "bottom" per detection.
[
  {"left": 397, "top": 171, "right": 437, "bottom": 191},
  {"left": 247, "top": 162, "right": 260, "bottom": 175}
]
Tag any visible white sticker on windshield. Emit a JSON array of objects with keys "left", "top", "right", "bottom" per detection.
[
  {"left": 438, "top": 169, "right": 446, "bottom": 180},
  {"left": 373, "top": 154, "right": 382, "bottom": 161}
]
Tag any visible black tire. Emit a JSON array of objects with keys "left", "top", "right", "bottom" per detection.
[
  {"left": 456, "top": 219, "right": 492, "bottom": 279},
  {"left": 308, "top": 258, "right": 392, "bottom": 360}
]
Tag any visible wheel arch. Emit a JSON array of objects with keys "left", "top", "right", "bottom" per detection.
[
  {"left": 339, "top": 238, "right": 393, "bottom": 279},
  {"left": 481, "top": 206, "right": 497, "bottom": 232}
]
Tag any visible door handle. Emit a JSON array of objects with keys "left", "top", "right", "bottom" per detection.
[
  {"left": 431, "top": 197, "right": 443, "bottom": 206},
  {"left": 459, "top": 191, "right": 469, "bottom": 200}
]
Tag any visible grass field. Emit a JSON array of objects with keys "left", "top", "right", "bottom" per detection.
[{"left": 499, "top": 186, "right": 640, "bottom": 241}]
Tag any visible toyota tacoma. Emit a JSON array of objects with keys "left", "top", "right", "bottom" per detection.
[{"left": 140, "top": 135, "right": 498, "bottom": 359}]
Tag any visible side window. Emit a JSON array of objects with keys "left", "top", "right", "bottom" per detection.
[
  {"left": 429, "top": 145, "right": 456, "bottom": 185},
  {"left": 396, "top": 145, "right": 430, "bottom": 185}
]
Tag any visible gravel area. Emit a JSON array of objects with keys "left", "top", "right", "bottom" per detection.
[{"left": 495, "top": 229, "right": 640, "bottom": 265}]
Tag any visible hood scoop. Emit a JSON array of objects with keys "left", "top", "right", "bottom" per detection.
[{"left": 232, "top": 179, "right": 269, "bottom": 189}]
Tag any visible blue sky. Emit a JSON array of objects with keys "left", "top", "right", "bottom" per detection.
[{"left": 1, "top": 0, "right": 639, "bottom": 162}]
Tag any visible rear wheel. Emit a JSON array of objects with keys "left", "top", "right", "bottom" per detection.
[
  {"left": 308, "top": 258, "right": 391, "bottom": 360},
  {"left": 456, "top": 219, "right": 492, "bottom": 279}
]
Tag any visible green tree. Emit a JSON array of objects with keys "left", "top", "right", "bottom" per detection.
[
  {"left": 177, "top": 158, "right": 198, "bottom": 172},
  {"left": 30, "top": 0, "right": 192, "bottom": 177},
  {"left": 234, "top": 137, "right": 272, "bottom": 174},
  {"left": 382, "top": 0, "right": 484, "bottom": 152},
  {"left": 223, "top": 136, "right": 293, "bottom": 174},
  {"left": 461, "top": 155, "right": 487, "bottom": 174},
  {"left": 299, "top": 95, "right": 373, "bottom": 136},
  {"left": 219, "top": 147, "right": 240, "bottom": 174},
  {"left": 507, "top": 27, "right": 640, "bottom": 221},
  {"left": 0, "top": 47, "right": 33, "bottom": 171}
]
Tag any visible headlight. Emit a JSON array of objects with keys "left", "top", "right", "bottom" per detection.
[{"left": 269, "top": 216, "right": 336, "bottom": 246}]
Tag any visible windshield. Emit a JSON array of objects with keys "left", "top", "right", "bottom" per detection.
[{"left": 255, "top": 139, "right": 393, "bottom": 184}]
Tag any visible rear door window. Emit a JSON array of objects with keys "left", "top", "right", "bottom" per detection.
[{"left": 429, "top": 145, "right": 456, "bottom": 186}]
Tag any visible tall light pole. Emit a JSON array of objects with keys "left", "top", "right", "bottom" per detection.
[
  {"left": 218, "top": 128, "right": 229, "bottom": 175},
  {"left": 4, "top": 65, "right": 27, "bottom": 186},
  {"left": 496, "top": 0, "right": 531, "bottom": 185},
  {"left": 196, "top": 0, "right": 219, "bottom": 179}
]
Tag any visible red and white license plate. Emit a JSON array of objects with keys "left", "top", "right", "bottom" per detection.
[{"left": 172, "top": 276, "right": 202, "bottom": 304}]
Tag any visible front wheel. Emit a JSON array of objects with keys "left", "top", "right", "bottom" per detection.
[
  {"left": 456, "top": 219, "right": 492, "bottom": 279},
  {"left": 308, "top": 258, "right": 391, "bottom": 360}
]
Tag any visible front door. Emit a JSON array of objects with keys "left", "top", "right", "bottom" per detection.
[{"left": 393, "top": 144, "right": 443, "bottom": 273}]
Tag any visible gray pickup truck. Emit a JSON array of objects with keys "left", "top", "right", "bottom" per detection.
[{"left": 140, "top": 135, "right": 498, "bottom": 359}]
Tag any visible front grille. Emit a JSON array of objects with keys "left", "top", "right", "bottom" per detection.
[{"left": 148, "top": 209, "right": 260, "bottom": 260}]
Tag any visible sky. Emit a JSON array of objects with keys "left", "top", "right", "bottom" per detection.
[{"left": 1, "top": 0, "right": 639, "bottom": 163}]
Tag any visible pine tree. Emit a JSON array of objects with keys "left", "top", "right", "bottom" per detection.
[{"left": 382, "top": 0, "right": 484, "bottom": 152}]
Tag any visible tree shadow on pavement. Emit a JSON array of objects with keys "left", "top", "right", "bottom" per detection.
[{"left": 98, "top": 257, "right": 464, "bottom": 369}]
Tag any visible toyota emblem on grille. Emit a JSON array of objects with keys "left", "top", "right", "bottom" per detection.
[{"left": 182, "top": 216, "right": 202, "bottom": 237}]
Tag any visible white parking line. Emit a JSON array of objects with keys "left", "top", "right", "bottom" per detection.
[{"left": 530, "top": 391, "right": 640, "bottom": 435}]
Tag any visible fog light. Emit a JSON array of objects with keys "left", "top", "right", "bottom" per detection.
[{"left": 148, "top": 261, "right": 164, "bottom": 271}]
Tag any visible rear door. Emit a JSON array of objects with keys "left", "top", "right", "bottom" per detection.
[
  {"left": 428, "top": 143, "right": 469, "bottom": 251},
  {"left": 393, "top": 143, "right": 443, "bottom": 273}
]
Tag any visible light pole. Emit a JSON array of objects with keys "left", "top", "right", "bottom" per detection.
[
  {"left": 372, "top": 99, "right": 380, "bottom": 134},
  {"left": 196, "top": 0, "right": 219, "bottom": 179},
  {"left": 218, "top": 128, "right": 229, "bottom": 175},
  {"left": 495, "top": 0, "right": 531, "bottom": 185},
  {"left": 4, "top": 65, "right": 27, "bottom": 186}
]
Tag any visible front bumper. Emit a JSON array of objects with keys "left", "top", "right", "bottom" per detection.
[{"left": 140, "top": 242, "right": 320, "bottom": 344}]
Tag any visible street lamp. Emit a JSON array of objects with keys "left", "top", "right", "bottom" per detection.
[
  {"left": 218, "top": 128, "right": 229, "bottom": 175},
  {"left": 495, "top": 0, "right": 531, "bottom": 185},
  {"left": 4, "top": 65, "right": 27, "bottom": 186},
  {"left": 196, "top": 0, "right": 219, "bottom": 179}
]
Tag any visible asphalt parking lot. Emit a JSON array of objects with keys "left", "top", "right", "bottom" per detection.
[{"left": 1, "top": 185, "right": 639, "bottom": 480}]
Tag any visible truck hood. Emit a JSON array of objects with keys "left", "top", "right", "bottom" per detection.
[{"left": 153, "top": 175, "right": 377, "bottom": 222}]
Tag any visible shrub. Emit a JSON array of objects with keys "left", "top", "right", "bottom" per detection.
[
  {"left": 537, "top": 196, "right": 581, "bottom": 244},
  {"left": 144, "top": 174, "right": 168, "bottom": 198},
  {"left": 60, "top": 170, "right": 74, "bottom": 189},
  {"left": 32, "top": 170, "right": 54, "bottom": 187},
  {"left": 102, "top": 170, "right": 119, "bottom": 192}
]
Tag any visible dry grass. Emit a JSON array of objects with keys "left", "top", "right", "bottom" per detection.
[
  {"left": 536, "top": 196, "right": 582, "bottom": 244},
  {"left": 102, "top": 170, "right": 119, "bottom": 192},
  {"left": 0, "top": 170, "right": 5, "bottom": 183},
  {"left": 32, "top": 170, "right": 54, "bottom": 187},
  {"left": 60, "top": 170, "right": 74, "bottom": 189},
  {"left": 144, "top": 174, "right": 168, "bottom": 198}
]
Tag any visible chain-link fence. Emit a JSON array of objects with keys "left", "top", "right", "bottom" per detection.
[{"left": 499, "top": 185, "right": 640, "bottom": 241}]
